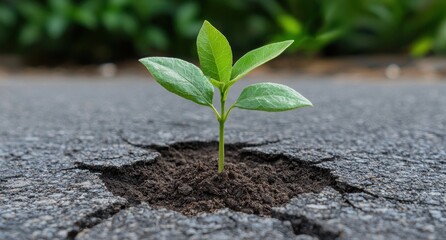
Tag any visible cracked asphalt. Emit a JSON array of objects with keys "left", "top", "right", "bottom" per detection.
[{"left": 1, "top": 76, "right": 445, "bottom": 239}]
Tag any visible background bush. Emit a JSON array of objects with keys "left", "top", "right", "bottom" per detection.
[{"left": 0, "top": 0, "right": 445, "bottom": 64}]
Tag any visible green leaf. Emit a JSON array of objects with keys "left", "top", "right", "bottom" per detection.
[
  {"left": 0, "top": 6, "right": 16, "bottom": 25},
  {"left": 410, "top": 37, "right": 432, "bottom": 57},
  {"left": 234, "top": 82, "right": 312, "bottom": 112},
  {"left": 139, "top": 57, "right": 214, "bottom": 106},
  {"left": 231, "top": 40, "right": 293, "bottom": 81},
  {"left": 175, "top": 2, "right": 201, "bottom": 38},
  {"left": 19, "top": 23, "right": 41, "bottom": 46},
  {"left": 277, "top": 14, "right": 302, "bottom": 35},
  {"left": 197, "top": 20, "right": 232, "bottom": 82},
  {"left": 433, "top": 19, "right": 446, "bottom": 53},
  {"left": 73, "top": 7, "right": 97, "bottom": 29},
  {"left": 47, "top": 15, "right": 68, "bottom": 39}
]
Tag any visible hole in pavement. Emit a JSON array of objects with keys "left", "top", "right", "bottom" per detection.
[{"left": 86, "top": 142, "right": 336, "bottom": 217}]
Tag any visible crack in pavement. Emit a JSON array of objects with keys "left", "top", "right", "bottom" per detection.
[
  {"left": 247, "top": 149, "right": 422, "bottom": 205},
  {"left": 68, "top": 135, "right": 367, "bottom": 239},
  {"left": 68, "top": 133, "right": 423, "bottom": 239},
  {"left": 0, "top": 174, "right": 25, "bottom": 181},
  {"left": 66, "top": 202, "right": 127, "bottom": 240},
  {"left": 117, "top": 129, "right": 282, "bottom": 150},
  {"left": 376, "top": 195, "right": 418, "bottom": 205},
  {"left": 342, "top": 196, "right": 367, "bottom": 212},
  {"left": 271, "top": 211, "right": 342, "bottom": 240}
]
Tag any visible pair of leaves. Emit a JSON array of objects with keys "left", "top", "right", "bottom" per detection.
[
  {"left": 139, "top": 21, "right": 312, "bottom": 112},
  {"left": 140, "top": 56, "right": 312, "bottom": 112},
  {"left": 197, "top": 20, "right": 294, "bottom": 83}
]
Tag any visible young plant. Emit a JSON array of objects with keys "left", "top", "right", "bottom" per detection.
[{"left": 140, "top": 20, "right": 312, "bottom": 173}]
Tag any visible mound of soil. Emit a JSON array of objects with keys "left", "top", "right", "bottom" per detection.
[{"left": 98, "top": 143, "right": 332, "bottom": 216}]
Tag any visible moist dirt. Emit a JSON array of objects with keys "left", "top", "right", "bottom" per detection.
[{"left": 95, "top": 142, "right": 333, "bottom": 216}]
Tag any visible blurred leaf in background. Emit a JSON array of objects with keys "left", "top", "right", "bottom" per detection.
[
  {"left": 0, "top": 0, "right": 445, "bottom": 64},
  {"left": 0, "top": 2, "right": 16, "bottom": 48}
]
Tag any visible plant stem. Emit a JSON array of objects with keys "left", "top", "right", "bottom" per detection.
[
  {"left": 218, "top": 90, "right": 225, "bottom": 173},
  {"left": 218, "top": 118, "right": 224, "bottom": 173}
]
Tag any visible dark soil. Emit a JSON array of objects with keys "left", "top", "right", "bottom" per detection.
[{"left": 96, "top": 142, "right": 332, "bottom": 216}]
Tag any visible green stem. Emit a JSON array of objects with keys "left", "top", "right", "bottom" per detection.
[
  {"left": 218, "top": 118, "right": 224, "bottom": 173},
  {"left": 218, "top": 90, "right": 225, "bottom": 173}
]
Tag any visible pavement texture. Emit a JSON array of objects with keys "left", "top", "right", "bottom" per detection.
[{"left": 0, "top": 76, "right": 445, "bottom": 240}]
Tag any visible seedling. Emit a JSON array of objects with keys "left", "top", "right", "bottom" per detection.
[{"left": 140, "top": 21, "right": 312, "bottom": 173}]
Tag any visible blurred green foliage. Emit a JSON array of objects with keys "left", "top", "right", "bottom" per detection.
[{"left": 0, "top": 0, "right": 445, "bottom": 64}]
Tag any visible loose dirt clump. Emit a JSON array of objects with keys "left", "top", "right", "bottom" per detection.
[{"left": 97, "top": 142, "right": 332, "bottom": 216}]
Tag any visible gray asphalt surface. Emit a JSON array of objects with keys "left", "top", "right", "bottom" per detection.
[{"left": 0, "top": 76, "right": 445, "bottom": 240}]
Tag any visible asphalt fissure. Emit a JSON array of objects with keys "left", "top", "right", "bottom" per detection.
[
  {"left": 66, "top": 202, "right": 127, "bottom": 240},
  {"left": 85, "top": 141, "right": 336, "bottom": 216},
  {"left": 73, "top": 140, "right": 384, "bottom": 239},
  {"left": 271, "top": 211, "right": 341, "bottom": 239},
  {"left": 71, "top": 135, "right": 430, "bottom": 239}
]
